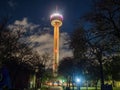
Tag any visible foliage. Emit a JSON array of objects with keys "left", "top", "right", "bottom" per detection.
[
  {"left": 104, "top": 56, "right": 120, "bottom": 81},
  {"left": 69, "top": 0, "right": 120, "bottom": 87},
  {"left": 58, "top": 57, "right": 75, "bottom": 77},
  {"left": 0, "top": 18, "right": 52, "bottom": 89},
  {"left": 83, "top": 0, "right": 120, "bottom": 83},
  {"left": 70, "top": 27, "right": 87, "bottom": 59}
]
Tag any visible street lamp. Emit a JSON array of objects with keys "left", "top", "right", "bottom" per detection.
[
  {"left": 75, "top": 77, "right": 81, "bottom": 90},
  {"left": 76, "top": 78, "right": 81, "bottom": 83}
]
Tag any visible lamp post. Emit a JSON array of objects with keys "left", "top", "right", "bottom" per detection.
[
  {"left": 35, "top": 66, "right": 39, "bottom": 90},
  {"left": 62, "top": 80, "right": 65, "bottom": 89}
]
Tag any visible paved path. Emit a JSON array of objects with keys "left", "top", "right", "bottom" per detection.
[{"left": 49, "top": 86, "right": 63, "bottom": 90}]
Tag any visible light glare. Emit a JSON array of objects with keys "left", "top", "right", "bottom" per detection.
[
  {"left": 50, "top": 13, "right": 63, "bottom": 20},
  {"left": 75, "top": 77, "right": 81, "bottom": 83}
]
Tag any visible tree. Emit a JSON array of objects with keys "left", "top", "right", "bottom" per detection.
[
  {"left": 0, "top": 19, "right": 52, "bottom": 89},
  {"left": 0, "top": 19, "right": 36, "bottom": 89},
  {"left": 76, "top": 0, "right": 120, "bottom": 88},
  {"left": 58, "top": 57, "right": 75, "bottom": 87},
  {"left": 69, "top": 27, "right": 91, "bottom": 83},
  {"left": 111, "top": 56, "right": 120, "bottom": 81},
  {"left": 58, "top": 57, "right": 74, "bottom": 77},
  {"left": 104, "top": 56, "right": 120, "bottom": 86},
  {"left": 70, "top": 27, "right": 87, "bottom": 59},
  {"left": 84, "top": 0, "right": 120, "bottom": 86},
  {"left": 83, "top": 0, "right": 120, "bottom": 50},
  {"left": 69, "top": 27, "right": 103, "bottom": 89},
  {"left": 88, "top": 0, "right": 119, "bottom": 34}
]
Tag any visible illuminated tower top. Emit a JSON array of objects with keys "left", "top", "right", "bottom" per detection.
[{"left": 50, "top": 12, "right": 63, "bottom": 27}]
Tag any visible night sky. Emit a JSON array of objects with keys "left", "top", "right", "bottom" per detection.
[
  {"left": 0, "top": 0, "right": 92, "bottom": 59},
  {"left": 0, "top": 0, "right": 92, "bottom": 33}
]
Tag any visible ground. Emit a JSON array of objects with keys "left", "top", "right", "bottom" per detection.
[{"left": 40, "top": 86, "right": 120, "bottom": 90}]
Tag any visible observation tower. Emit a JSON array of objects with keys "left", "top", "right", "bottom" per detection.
[{"left": 50, "top": 11, "right": 63, "bottom": 77}]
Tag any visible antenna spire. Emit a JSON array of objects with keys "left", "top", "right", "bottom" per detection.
[{"left": 56, "top": 5, "right": 58, "bottom": 12}]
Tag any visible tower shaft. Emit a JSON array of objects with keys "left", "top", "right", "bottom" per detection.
[
  {"left": 53, "top": 22, "right": 60, "bottom": 77},
  {"left": 50, "top": 12, "right": 63, "bottom": 77}
]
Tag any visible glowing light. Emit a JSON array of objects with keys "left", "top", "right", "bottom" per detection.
[
  {"left": 55, "top": 49, "right": 57, "bottom": 53},
  {"left": 50, "top": 10, "right": 63, "bottom": 77},
  {"left": 50, "top": 13, "right": 63, "bottom": 20},
  {"left": 75, "top": 77, "right": 82, "bottom": 84},
  {"left": 76, "top": 78, "right": 81, "bottom": 83}
]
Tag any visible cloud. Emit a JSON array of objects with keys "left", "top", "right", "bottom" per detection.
[
  {"left": 15, "top": 18, "right": 28, "bottom": 25},
  {"left": 60, "top": 33, "right": 73, "bottom": 60},
  {"left": 9, "top": 17, "right": 73, "bottom": 61},
  {"left": 24, "top": 32, "right": 73, "bottom": 60},
  {"left": 8, "top": 18, "right": 41, "bottom": 35}
]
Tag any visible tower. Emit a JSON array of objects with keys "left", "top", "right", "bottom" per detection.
[{"left": 50, "top": 12, "right": 63, "bottom": 77}]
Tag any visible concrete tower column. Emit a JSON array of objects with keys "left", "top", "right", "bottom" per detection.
[{"left": 50, "top": 13, "right": 63, "bottom": 77}]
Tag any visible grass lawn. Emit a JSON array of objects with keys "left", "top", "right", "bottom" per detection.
[
  {"left": 40, "top": 86, "right": 120, "bottom": 90},
  {"left": 78, "top": 87, "right": 120, "bottom": 90},
  {"left": 113, "top": 87, "right": 120, "bottom": 90}
]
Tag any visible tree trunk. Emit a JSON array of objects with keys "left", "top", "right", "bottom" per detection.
[
  {"left": 112, "top": 80, "right": 115, "bottom": 87},
  {"left": 95, "top": 80, "right": 98, "bottom": 90},
  {"left": 86, "top": 81, "right": 88, "bottom": 90},
  {"left": 97, "top": 51, "right": 104, "bottom": 90},
  {"left": 72, "top": 77, "right": 74, "bottom": 90},
  {"left": 99, "top": 59, "right": 104, "bottom": 86}
]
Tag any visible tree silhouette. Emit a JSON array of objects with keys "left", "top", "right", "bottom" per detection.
[
  {"left": 79, "top": 0, "right": 120, "bottom": 89},
  {"left": 0, "top": 18, "right": 52, "bottom": 89}
]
